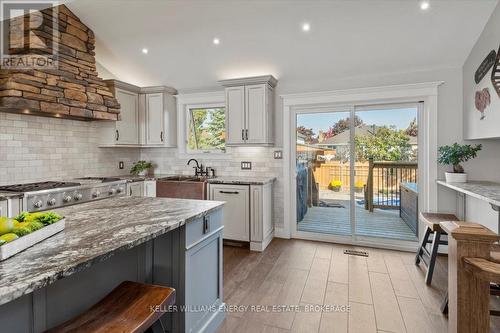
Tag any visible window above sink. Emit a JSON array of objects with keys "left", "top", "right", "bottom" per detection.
[
  {"left": 176, "top": 91, "right": 231, "bottom": 159},
  {"left": 187, "top": 106, "right": 226, "bottom": 154}
]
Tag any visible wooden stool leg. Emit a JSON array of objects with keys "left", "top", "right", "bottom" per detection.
[
  {"left": 415, "top": 226, "right": 431, "bottom": 265},
  {"left": 425, "top": 230, "right": 441, "bottom": 285}
]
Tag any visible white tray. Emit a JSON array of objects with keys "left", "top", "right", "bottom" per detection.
[{"left": 0, "top": 218, "right": 65, "bottom": 261}]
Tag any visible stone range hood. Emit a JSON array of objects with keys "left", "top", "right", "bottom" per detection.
[{"left": 0, "top": 5, "right": 120, "bottom": 121}]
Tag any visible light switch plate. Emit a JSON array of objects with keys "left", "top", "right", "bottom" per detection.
[
  {"left": 274, "top": 150, "right": 283, "bottom": 159},
  {"left": 241, "top": 161, "right": 252, "bottom": 170}
]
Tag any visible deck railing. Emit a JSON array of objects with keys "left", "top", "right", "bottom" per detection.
[{"left": 365, "top": 158, "right": 418, "bottom": 212}]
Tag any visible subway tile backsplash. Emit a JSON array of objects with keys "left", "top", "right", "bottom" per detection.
[
  {"left": 0, "top": 113, "right": 140, "bottom": 185},
  {"left": 0, "top": 113, "right": 284, "bottom": 228}
]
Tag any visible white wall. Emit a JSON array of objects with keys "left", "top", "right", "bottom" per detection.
[
  {"left": 461, "top": 2, "right": 500, "bottom": 232},
  {"left": 464, "top": 2, "right": 500, "bottom": 140},
  {"left": 0, "top": 112, "right": 140, "bottom": 186}
]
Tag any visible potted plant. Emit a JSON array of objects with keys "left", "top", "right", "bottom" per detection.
[
  {"left": 130, "top": 160, "right": 153, "bottom": 176},
  {"left": 354, "top": 181, "right": 365, "bottom": 193},
  {"left": 438, "top": 143, "right": 482, "bottom": 183},
  {"left": 329, "top": 180, "right": 342, "bottom": 192}
]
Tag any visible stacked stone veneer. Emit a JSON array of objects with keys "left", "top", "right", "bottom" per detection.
[{"left": 0, "top": 5, "right": 120, "bottom": 120}]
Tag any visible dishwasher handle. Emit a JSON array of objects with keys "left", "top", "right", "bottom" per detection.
[{"left": 219, "top": 190, "right": 239, "bottom": 194}]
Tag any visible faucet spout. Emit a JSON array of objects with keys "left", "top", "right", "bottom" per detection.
[{"left": 187, "top": 159, "right": 199, "bottom": 168}]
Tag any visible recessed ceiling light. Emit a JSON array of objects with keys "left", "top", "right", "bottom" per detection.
[
  {"left": 142, "top": 48, "right": 148, "bottom": 54},
  {"left": 213, "top": 38, "right": 220, "bottom": 45},
  {"left": 420, "top": 1, "right": 430, "bottom": 10},
  {"left": 302, "top": 22, "right": 311, "bottom": 32}
]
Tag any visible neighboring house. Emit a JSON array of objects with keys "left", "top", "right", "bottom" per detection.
[{"left": 317, "top": 124, "right": 418, "bottom": 159}]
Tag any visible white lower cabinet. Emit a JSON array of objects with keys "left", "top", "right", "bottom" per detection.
[
  {"left": 144, "top": 180, "right": 156, "bottom": 197},
  {"left": 127, "top": 182, "right": 144, "bottom": 197},
  {"left": 208, "top": 183, "right": 273, "bottom": 251},
  {"left": 127, "top": 181, "right": 156, "bottom": 197},
  {"left": 0, "top": 200, "right": 7, "bottom": 217},
  {"left": 209, "top": 184, "right": 249, "bottom": 241},
  {"left": 249, "top": 183, "right": 273, "bottom": 251}
]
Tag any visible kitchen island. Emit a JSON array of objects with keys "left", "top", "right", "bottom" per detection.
[{"left": 0, "top": 196, "right": 225, "bottom": 333}]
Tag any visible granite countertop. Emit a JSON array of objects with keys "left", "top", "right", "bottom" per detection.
[
  {"left": 207, "top": 176, "right": 276, "bottom": 185},
  {"left": 437, "top": 180, "right": 500, "bottom": 207},
  {"left": 113, "top": 174, "right": 174, "bottom": 182},
  {"left": 112, "top": 174, "right": 277, "bottom": 185},
  {"left": 0, "top": 191, "right": 23, "bottom": 200},
  {"left": 0, "top": 196, "right": 224, "bottom": 306}
]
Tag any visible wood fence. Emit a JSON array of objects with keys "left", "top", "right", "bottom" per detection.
[{"left": 311, "top": 158, "right": 417, "bottom": 211}]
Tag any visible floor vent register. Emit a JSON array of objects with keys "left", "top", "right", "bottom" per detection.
[{"left": 343, "top": 249, "right": 369, "bottom": 257}]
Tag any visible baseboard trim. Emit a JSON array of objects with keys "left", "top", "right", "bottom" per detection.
[{"left": 274, "top": 226, "right": 290, "bottom": 239}]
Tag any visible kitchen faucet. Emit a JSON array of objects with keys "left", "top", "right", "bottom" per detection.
[{"left": 187, "top": 159, "right": 215, "bottom": 177}]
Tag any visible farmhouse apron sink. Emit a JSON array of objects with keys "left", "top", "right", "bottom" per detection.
[{"left": 156, "top": 176, "right": 208, "bottom": 200}]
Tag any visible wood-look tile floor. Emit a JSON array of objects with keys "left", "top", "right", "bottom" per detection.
[{"left": 217, "top": 239, "right": 500, "bottom": 333}]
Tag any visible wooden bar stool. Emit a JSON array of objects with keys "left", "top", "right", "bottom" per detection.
[
  {"left": 46, "top": 281, "right": 175, "bottom": 333},
  {"left": 415, "top": 212, "right": 459, "bottom": 285},
  {"left": 441, "top": 243, "right": 500, "bottom": 315}
]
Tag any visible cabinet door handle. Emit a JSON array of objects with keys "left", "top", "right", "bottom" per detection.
[
  {"left": 241, "top": 129, "right": 245, "bottom": 141},
  {"left": 245, "top": 129, "right": 249, "bottom": 140},
  {"left": 219, "top": 190, "right": 239, "bottom": 194},
  {"left": 129, "top": 187, "right": 132, "bottom": 196},
  {"left": 203, "top": 216, "right": 210, "bottom": 234},
  {"left": 115, "top": 130, "right": 120, "bottom": 141},
  {"left": 160, "top": 131, "right": 164, "bottom": 142}
]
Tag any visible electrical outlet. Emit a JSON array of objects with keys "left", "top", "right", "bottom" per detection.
[
  {"left": 119, "top": 161, "right": 124, "bottom": 169},
  {"left": 274, "top": 150, "right": 283, "bottom": 159},
  {"left": 241, "top": 161, "right": 252, "bottom": 170}
]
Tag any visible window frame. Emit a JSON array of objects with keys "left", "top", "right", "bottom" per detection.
[
  {"left": 176, "top": 91, "right": 229, "bottom": 159},
  {"left": 185, "top": 103, "right": 227, "bottom": 154}
]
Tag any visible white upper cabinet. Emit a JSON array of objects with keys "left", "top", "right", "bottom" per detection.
[
  {"left": 145, "top": 93, "right": 164, "bottom": 145},
  {"left": 225, "top": 86, "right": 246, "bottom": 145},
  {"left": 115, "top": 88, "right": 139, "bottom": 145},
  {"left": 245, "top": 84, "right": 271, "bottom": 144},
  {"left": 101, "top": 80, "right": 177, "bottom": 147},
  {"left": 220, "top": 75, "right": 277, "bottom": 146}
]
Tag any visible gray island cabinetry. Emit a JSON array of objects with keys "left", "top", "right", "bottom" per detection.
[{"left": 0, "top": 196, "right": 225, "bottom": 333}]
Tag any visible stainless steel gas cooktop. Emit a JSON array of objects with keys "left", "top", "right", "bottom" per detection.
[{"left": 0, "top": 178, "right": 127, "bottom": 212}]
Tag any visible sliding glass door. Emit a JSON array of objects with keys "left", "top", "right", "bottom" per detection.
[
  {"left": 296, "top": 109, "right": 353, "bottom": 236},
  {"left": 294, "top": 104, "right": 419, "bottom": 244}
]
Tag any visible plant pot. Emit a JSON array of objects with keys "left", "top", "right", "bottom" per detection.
[
  {"left": 445, "top": 172, "right": 467, "bottom": 183},
  {"left": 354, "top": 187, "right": 363, "bottom": 193},
  {"left": 332, "top": 186, "right": 341, "bottom": 192},
  {"left": 138, "top": 170, "right": 148, "bottom": 177}
]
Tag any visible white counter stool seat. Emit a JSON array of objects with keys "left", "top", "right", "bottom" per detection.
[
  {"left": 45, "top": 281, "right": 175, "bottom": 333},
  {"left": 415, "top": 212, "right": 459, "bottom": 285}
]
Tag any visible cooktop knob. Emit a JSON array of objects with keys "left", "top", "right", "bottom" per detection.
[
  {"left": 74, "top": 193, "right": 83, "bottom": 201},
  {"left": 33, "top": 200, "right": 43, "bottom": 208},
  {"left": 63, "top": 195, "right": 72, "bottom": 203},
  {"left": 93, "top": 191, "right": 100, "bottom": 198},
  {"left": 47, "top": 198, "right": 56, "bottom": 206},
  {"left": 109, "top": 188, "right": 116, "bottom": 195},
  {"left": 116, "top": 188, "right": 123, "bottom": 194}
]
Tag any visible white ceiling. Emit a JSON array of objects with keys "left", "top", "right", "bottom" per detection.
[{"left": 67, "top": 0, "right": 499, "bottom": 92}]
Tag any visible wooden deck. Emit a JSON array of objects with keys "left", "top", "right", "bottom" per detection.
[{"left": 297, "top": 203, "right": 418, "bottom": 241}]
